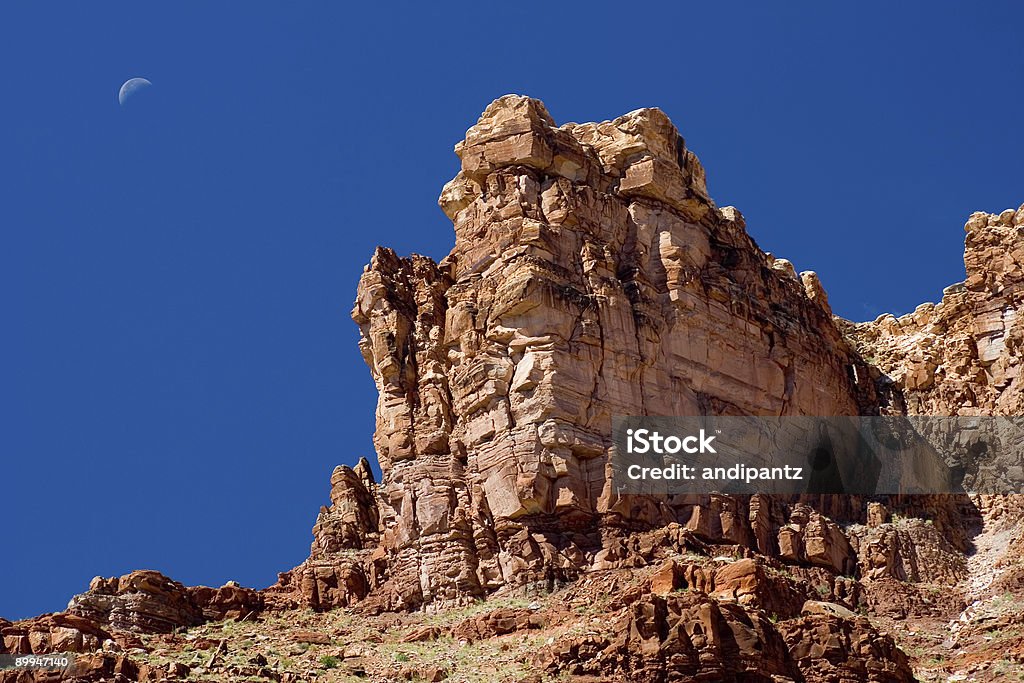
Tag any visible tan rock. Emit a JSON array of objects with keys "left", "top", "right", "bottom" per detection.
[
  {"left": 68, "top": 570, "right": 204, "bottom": 634},
  {"left": 801, "top": 600, "right": 857, "bottom": 619},
  {"left": 866, "top": 502, "right": 888, "bottom": 528},
  {"left": 292, "top": 630, "right": 331, "bottom": 645},
  {"left": 349, "top": 95, "right": 875, "bottom": 608},
  {"left": 848, "top": 204, "right": 1024, "bottom": 418}
]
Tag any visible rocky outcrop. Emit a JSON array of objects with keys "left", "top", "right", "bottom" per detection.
[
  {"left": 849, "top": 515, "right": 968, "bottom": 584},
  {"left": 347, "top": 94, "right": 885, "bottom": 611},
  {"left": 0, "top": 572, "right": 260, "bottom": 681},
  {"left": 450, "top": 607, "right": 544, "bottom": 643},
  {"left": 258, "top": 94, "right": 1024, "bottom": 679},
  {"left": 340, "top": 97, "right": 1024, "bottom": 618},
  {"left": 0, "top": 651, "right": 189, "bottom": 683},
  {"left": 846, "top": 204, "right": 1024, "bottom": 417},
  {"left": 67, "top": 570, "right": 262, "bottom": 634},
  {"left": 778, "top": 610, "right": 914, "bottom": 683},
  {"left": 68, "top": 571, "right": 205, "bottom": 634},
  {"left": 649, "top": 556, "right": 807, "bottom": 620},
  {"left": 310, "top": 458, "right": 379, "bottom": 555},
  {"left": 187, "top": 581, "right": 265, "bottom": 622},
  {"left": 843, "top": 205, "right": 1024, "bottom": 503},
  {"left": 537, "top": 589, "right": 914, "bottom": 683},
  {"left": 0, "top": 612, "right": 112, "bottom": 657},
  {"left": 275, "top": 459, "right": 381, "bottom": 610},
  {"left": 537, "top": 591, "right": 798, "bottom": 682},
  {"left": 777, "top": 504, "right": 856, "bottom": 575}
]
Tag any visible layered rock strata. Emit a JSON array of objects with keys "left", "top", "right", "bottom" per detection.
[
  {"left": 66, "top": 570, "right": 263, "bottom": 634},
  {"left": 345, "top": 94, "right": 893, "bottom": 610},
  {"left": 275, "top": 458, "right": 381, "bottom": 611},
  {"left": 0, "top": 571, "right": 262, "bottom": 682},
  {"left": 846, "top": 205, "right": 1024, "bottom": 418},
  {"left": 290, "top": 96, "right": 1024, "bottom": 679},
  {"left": 7, "top": 95, "right": 1024, "bottom": 682}
]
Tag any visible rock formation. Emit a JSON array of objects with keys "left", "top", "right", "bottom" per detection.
[
  {"left": 66, "top": 570, "right": 263, "bottom": 633},
  {"left": 846, "top": 206, "right": 1024, "bottom": 417},
  {"left": 0, "top": 571, "right": 262, "bottom": 682},
  {"left": 307, "top": 95, "right": 1024, "bottom": 679},
  {"left": 5, "top": 95, "right": 1024, "bottom": 682},
  {"left": 274, "top": 458, "right": 382, "bottom": 611},
  {"left": 347, "top": 94, "right": 888, "bottom": 611}
]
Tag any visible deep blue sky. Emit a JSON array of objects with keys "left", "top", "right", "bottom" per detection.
[{"left": 2, "top": 3, "right": 1022, "bottom": 620}]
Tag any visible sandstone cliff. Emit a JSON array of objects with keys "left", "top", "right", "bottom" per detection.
[
  {"left": 342, "top": 95, "right": 889, "bottom": 612},
  {"left": 5, "top": 96, "right": 1024, "bottom": 683},
  {"left": 846, "top": 206, "right": 1024, "bottom": 417},
  {"left": 305, "top": 95, "right": 1024, "bottom": 680}
]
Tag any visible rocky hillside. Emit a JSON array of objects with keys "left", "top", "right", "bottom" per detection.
[{"left": 4, "top": 96, "right": 1024, "bottom": 682}]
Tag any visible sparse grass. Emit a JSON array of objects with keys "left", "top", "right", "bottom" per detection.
[
  {"left": 365, "top": 630, "right": 548, "bottom": 683},
  {"left": 572, "top": 589, "right": 613, "bottom": 617},
  {"left": 765, "top": 565, "right": 796, "bottom": 581},
  {"left": 678, "top": 552, "right": 705, "bottom": 563},
  {"left": 985, "top": 625, "right": 1024, "bottom": 644},
  {"left": 992, "top": 659, "right": 1024, "bottom": 678},
  {"left": 110, "top": 583, "right": 595, "bottom": 682},
  {"left": 906, "top": 645, "right": 929, "bottom": 659},
  {"left": 413, "top": 593, "right": 534, "bottom": 630},
  {"left": 993, "top": 592, "right": 1016, "bottom": 607}
]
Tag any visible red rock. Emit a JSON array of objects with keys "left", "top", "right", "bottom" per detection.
[
  {"left": 779, "top": 612, "right": 914, "bottom": 682},
  {"left": 292, "top": 629, "right": 331, "bottom": 645},
  {"left": 68, "top": 570, "right": 204, "bottom": 633},
  {"left": 65, "top": 570, "right": 264, "bottom": 635},
  {"left": 539, "top": 592, "right": 796, "bottom": 680},
  {"left": 187, "top": 582, "right": 264, "bottom": 621},
  {"left": 451, "top": 608, "right": 543, "bottom": 643},
  {"left": 347, "top": 95, "right": 880, "bottom": 610},
  {"left": 648, "top": 560, "right": 681, "bottom": 595},
  {"left": 399, "top": 625, "right": 441, "bottom": 643},
  {"left": 0, "top": 612, "right": 113, "bottom": 656}
]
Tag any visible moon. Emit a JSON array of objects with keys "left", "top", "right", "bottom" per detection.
[{"left": 118, "top": 78, "right": 152, "bottom": 106}]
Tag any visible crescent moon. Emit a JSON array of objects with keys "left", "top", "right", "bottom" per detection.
[{"left": 118, "top": 78, "right": 152, "bottom": 106}]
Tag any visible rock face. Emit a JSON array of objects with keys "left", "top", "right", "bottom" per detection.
[
  {"left": 258, "top": 94, "right": 1024, "bottom": 680},
  {"left": 9, "top": 95, "right": 1022, "bottom": 682},
  {"left": 845, "top": 205, "right": 1024, "bottom": 417},
  {"left": 536, "top": 585, "right": 914, "bottom": 683},
  {"left": 0, "top": 612, "right": 112, "bottom": 657},
  {"left": 276, "top": 458, "right": 381, "bottom": 610},
  {"left": 67, "top": 570, "right": 263, "bottom": 633},
  {"left": 349, "top": 94, "right": 883, "bottom": 610},
  {"left": 68, "top": 571, "right": 205, "bottom": 634},
  {"left": 311, "top": 458, "right": 379, "bottom": 555},
  {"left": 0, "top": 571, "right": 262, "bottom": 682},
  {"left": 539, "top": 591, "right": 799, "bottom": 682}
]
